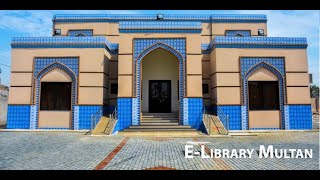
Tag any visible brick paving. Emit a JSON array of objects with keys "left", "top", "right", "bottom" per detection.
[{"left": 0, "top": 131, "right": 318, "bottom": 170}]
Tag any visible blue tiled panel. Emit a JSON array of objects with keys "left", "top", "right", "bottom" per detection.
[
  {"left": 119, "top": 29, "right": 201, "bottom": 33},
  {"left": 68, "top": 30, "right": 93, "bottom": 36},
  {"left": 187, "top": 98, "right": 203, "bottom": 130},
  {"left": 225, "top": 30, "right": 251, "bottom": 37},
  {"left": 78, "top": 106, "right": 102, "bottom": 130},
  {"left": 114, "top": 98, "right": 132, "bottom": 132},
  {"left": 288, "top": 105, "right": 312, "bottom": 130},
  {"left": 240, "top": 57, "right": 285, "bottom": 76},
  {"left": 34, "top": 57, "right": 79, "bottom": 77},
  {"left": 213, "top": 105, "right": 242, "bottom": 130},
  {"left": 7, "top": 105, "right": 30, "bottom": 129},
  {"left": 53, "top": 14, "right": 267, "bottom": 23},
  {"left": 119, "top": 21, "right": 202, "bottom": 29}
]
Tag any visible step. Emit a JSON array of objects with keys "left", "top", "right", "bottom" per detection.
[
  {"left": 142, "top": 114, "right": 178, "bottom": 118},
  {"left": 140, "top": 122, "right": 179, "bottom": 126},
  {"left": 141, "top": 120, "right": 179, "bottom": 123},
  {"left": 129, "top": 125, "right": 191, "bottom": 129},
  {"left": 124, "top": 128, "right": 197, "bottom": 132},
  {"left": 141, "top": 118, "right": 179, "bottom": 121},
  {"left": 118, "top": 131, "right": 206, "bottom": 137}
]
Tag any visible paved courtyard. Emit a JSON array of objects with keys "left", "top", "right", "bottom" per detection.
[{"left": 0, "top": 131, "right": 318, "bottom": 170}]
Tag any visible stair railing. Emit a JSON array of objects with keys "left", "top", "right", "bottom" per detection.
[
  {"left": 202, "top": 107, "right": 212, "bottom": 135},
  {"left": 104, "top": 106, "right": 118, "bottom": 135},
  {"left": 89, "top": 106, "right": 103, "bottom": 135},
  {"left": 215, "top": 104, "right": 229, "bottom": 135}
]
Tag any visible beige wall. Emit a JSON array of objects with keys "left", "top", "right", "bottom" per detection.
[
  {"left": 8, "top": 87, "right": 32, "bottom": 104},
  {"left": 211, "top": 23, "right": 267, "bottom": 36},
  {"left": 286, "top": 73, "right": 309, "bottom": 86},
  {"left": 41, "top": 68, "right": 72, "bottom": 82},
  {"left": 79, "top": 73, "right": 104, "bottom": 86},
  {"left": 10, "top": 73, "right": 33, "bottom": 86},
  {"left": 202, "top": 62, "right": 211, "bottom": 79},
  {"left": 38, "top": 111, "right": 71, "bottom": 128},
  {"left": 287, "top": 87, "right": 311, "bottom": 104},
  {"left": 141, "top": 49, "right": 179, "bottom": 112},
  {"left": 216, "top": 87, "right": 241, "bottom": 105},
  {"left": 54, "top": 22, "right": 109, "bottom": 35},
  {"left": 249, "top": 111, "right": 280, "bottom": 128},
  {"left": 78, "top": 87, "right": 104, "bottom": 105},
  {"left": 248, "top": 68, "right": 278, "bottom": 81}
]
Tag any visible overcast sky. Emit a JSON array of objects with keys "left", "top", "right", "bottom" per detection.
[{"left": 0, "top": 10, "right": 319, "bottom": 86}]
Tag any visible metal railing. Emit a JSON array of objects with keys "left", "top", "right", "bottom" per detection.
[
  {"left": 215, "top": 104, "right": 229, "bottom": 135},
  {"left": 202, "top": 107, "right": 212, "bottom": 135},
  {"left": 104, "top": 106, "right": 118, "bottom": 135},
  {"left": 89, "top": 106, "right": 103, "bottom": 135}
]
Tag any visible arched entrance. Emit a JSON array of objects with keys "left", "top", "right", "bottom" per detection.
[{"left": 141, "top": 48, "right": 179, "bottom": 113}]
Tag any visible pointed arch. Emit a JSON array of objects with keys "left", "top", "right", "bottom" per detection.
[{"left": 242, "top": 61, "right": 286, "bottom": 130}]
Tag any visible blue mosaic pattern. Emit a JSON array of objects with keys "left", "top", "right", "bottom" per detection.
[
  {"left": 7, "top": 105, "right": 30, "bottom": 129},
  {"left": 73, "top": 106, "right": 79, "bottom": 130},
  {"left": 249, "top": 128, "right": 281, "bottom": 130},
  {"left": 119, "top": 29, "right": 201, "bottom": 34},
  {"left": 241, "top": 106, "right": 247, "bottom": 130},
  {"left": 119, "top": 21, "right": 202, "bottom": 29},
  {"left": 78, "top": 106, "right": 102, "bottom": 130},
  {"left": 213, "top": 106, "right": 242, "bottom": 130},
  {"left": 284, "top": 105, "right": 290, "bottom": 129},
  {"left": 11, "top": 37, "right": 118, "bottom": 54},
  {"left": 34, "top": 58, "right": 78, "bottom": 130},
  {"left": 187, "top": 98, "right": 203, "bottom": 130},
  {"left": 34, "top": 57, "right": 79, "bottom": 77},
  {"left": 183, "top": 98, "right": 189, "bottom": 125},
  {"left": 29, "top": 105, "right": 37, "bottom": 130},
  {"left": 68, "top": 30, "right": 93, "bottom": 36},
  {"left": 134, "top": 39, "right": 186, "bottom": 124},
  {"left": 53, "top": 14, "right": 267, "bottom": 23},
  {"left": 114, "top": 98, "right": 132, "bottom": 132},
  {"left": 288, "top": 105, "right": 312, "bottom": 130},
  {"left": 240, "top": 58, "right": 286, "bottom": 130},
  {"left": 132, "top": 98, "right": 139, "bottom": 125},
  {"left": 225, "top": 30, "right": 251, "bottom": 37}
]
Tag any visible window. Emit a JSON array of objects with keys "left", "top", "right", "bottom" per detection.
[
  {"left": 110, "top": 83, "right": 118, "bottom": 94},
  {"left": 157, "top": 14, "right": 164, "bottom": 20},
  {"left": 235, "top": 34, "right": 243, "bottom": 37},
  {"left": 202, "top": 84, "right": 209, "bottom": 94},
  {"left": 68, "top": 30, "right": 93, "bottom": 36},
  {"left": 40, "top": 82, "right": 71, "bottom": 110},
  {"left": 249, "top": 81, "right": 279, "bottom": 110},
  {"left": 54, "top": 29, "right": 61, "bottom": 36},
  {"left": 76, "top": 34, "right": 86, "bottom": 37},
  {"left": 258, "top": 29, "right": 265, "bottom": 36}
]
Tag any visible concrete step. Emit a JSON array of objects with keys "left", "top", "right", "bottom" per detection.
[
  {"left": 124, "top": 128, "right": 197, "bottom": 132},
  {"left": 140, "top": 122, "right": 179, "bottom": 126},
  {"left": 117, "top": 131, "right": 206, "bottom": 137},
  {"left": 141, "top": 119, "right": 179, "bottom": 122},
  {"left": 141, "top": 117, "right": 179, "bottom": 119},
  {"left": 129, "top": 125, "right": 191, "bottom": 129},
  {"left": 141, "top": 113, "right": 178, "bottom": 118}
]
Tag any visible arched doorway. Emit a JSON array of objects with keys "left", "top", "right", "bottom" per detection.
[{"left": 141, "top": 49, "right": 179, "bottom": 113}]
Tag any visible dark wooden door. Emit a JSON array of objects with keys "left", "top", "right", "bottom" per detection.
[{"left": 149, "top": 80, "right": 171, "bottom": 113}]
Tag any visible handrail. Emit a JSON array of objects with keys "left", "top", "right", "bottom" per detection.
[
  {"left": 202, "top": 107, "right": 211, "bottom": 135},
  {"left": 104, "top": 106, "right": 118, "bottom": 135},
  {"left": 89, "top": 106, "right": 103, "bottom": 135},
  {"left": 215, "top": 104, "right": 229, "bottom": 135}
]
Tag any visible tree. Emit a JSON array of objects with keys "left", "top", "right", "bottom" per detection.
[{"left": 310, "top": 84, "right": 319, "bottom": 98}]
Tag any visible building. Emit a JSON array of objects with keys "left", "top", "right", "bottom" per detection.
[
  {"left": 0, "top": 85, "right": 9, "bottom": 125},
  {"left": 7, "top": 13, "right": 312, "bottom": 132}
]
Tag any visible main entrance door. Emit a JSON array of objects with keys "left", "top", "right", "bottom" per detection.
[{"left": 149, "top": 80, "right": 171, "bottom": 113}]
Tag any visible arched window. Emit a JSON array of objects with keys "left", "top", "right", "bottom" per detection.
[{"left": 235, "top": 34, "right": 243, "bottom": 37}]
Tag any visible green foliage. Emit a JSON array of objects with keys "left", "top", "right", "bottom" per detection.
[{"left": 310, "top": 84, "right": 319, "bottom": 98}]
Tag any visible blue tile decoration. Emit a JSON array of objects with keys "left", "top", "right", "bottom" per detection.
[
  {"left": 11, "top": 37, "right": 118, "bottom": 54},
  {"left": 34, "top": 58, "right": 78, "bottom": 130},
  {"left": 29, "top": 105, "right": 37, "bottom": 130},
  {"left": 284, "top": 105, "right": 290, "bottom": 129},
  {"left": 78, "top": 106, "right": 102, "bottom": 130},
  {"left": 114, "top": 98, "right": 132, "bottom": 133},
  {"left": 73, "top": 106, "right": 79, "bottom": 130},
  {"left": 119, "top": 21, "right": 202, "bottom": 33},
  {"left": 183, "top": 98, "right": 189, "bottom": 125},
  {"left": 240, "top": 57, "right": 286, "bottom": 130},
  {"left": 53, "top": 14, "right": 267, "bottom": 23},
  {"left": 249, "top": 128, "right": 281, "bottom": 130},
  {"left": 133, "top": 38, "right": 186, "bottom": 125},
  {"left": 213, "top": 105, "right": 242, "bottom": 130},
  {"left": 132, "top": 98, "right": 139, "bottom": 125},
  {"left": 68, "top": 30, "right": 93, "bottom": 36},
  {"left": 7, "top": 105, "right": 30, "bottom": 129},
  {"left": 288, "top": 105, "right": 312, "bottom": 130},
  {"left": 187, "top": 98, "right": 203, "bottom": 130},
  {"left": 225, "top": 30, "right": 251, "bottom": 37}
]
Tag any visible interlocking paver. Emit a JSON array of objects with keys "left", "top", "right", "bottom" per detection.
[{"left": 0, "top": 131, "right": 318, "bottom": 170}]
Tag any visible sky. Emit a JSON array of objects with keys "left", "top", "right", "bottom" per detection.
[{"left": 0, "top": 10, "right": 319, "bottom": 86}]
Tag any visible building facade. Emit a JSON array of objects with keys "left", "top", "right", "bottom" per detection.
[{"left": 7, "top": 14, "right": 312, "bottom": 132}]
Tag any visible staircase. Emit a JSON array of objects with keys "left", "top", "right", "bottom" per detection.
[{"left": 119, "top": 113, "right": 204, "bottom": 136}]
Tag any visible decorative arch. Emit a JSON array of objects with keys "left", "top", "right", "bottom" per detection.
[
  {"left": 133, "top": 42, "right": 185, "bottom": 125},
  {"left": 242, "top": 62, "right": 286, "bottom": 130},
  {"left": 76, "top": 33, "right": 86, "bottom": 37},
  {"left": 34, "top": 62, "right": 78, "bottom": 129}
]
